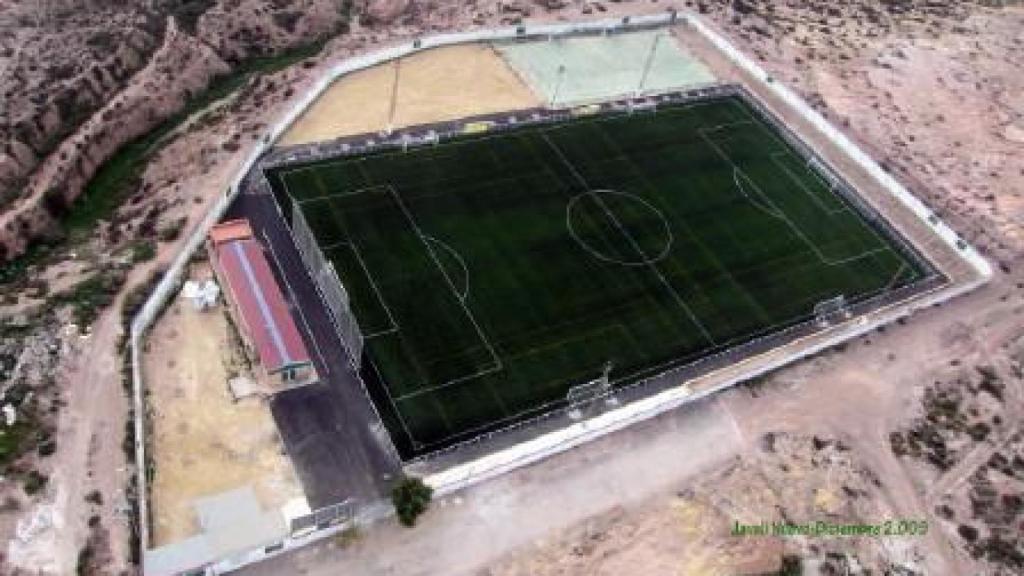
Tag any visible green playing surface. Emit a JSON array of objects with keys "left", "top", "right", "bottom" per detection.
[{"left": 268, "top": 95, "right": 927, "bottom": 457}]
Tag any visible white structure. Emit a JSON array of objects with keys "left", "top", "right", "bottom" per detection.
[{"left": 180, "top": 279, "right": 221, "bottom": 311}]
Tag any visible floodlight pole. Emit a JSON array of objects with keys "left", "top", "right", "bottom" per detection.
[
  {"left": 387, "top": 57, "right": 402, "bottom": 135},
  {"left": 635, "top": 33, "right": 662, "bottom": 99},
  {"left": 551, "top": 64, "right": 566, "bottom": 109}
]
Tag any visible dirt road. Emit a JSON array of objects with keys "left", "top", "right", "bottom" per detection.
[
  {"left": 38, "top": 295, "right": 131, "bottom": 572},
  {"left": 241, "top": 394, "right": 743, "bottom": 576}
]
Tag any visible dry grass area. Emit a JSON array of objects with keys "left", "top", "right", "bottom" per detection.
[
  {"left": 278, "top": 43, "right": 541, "bottom": 146},
  {"left": 142, "top": 264, "right": 302, "bottom": 546}
]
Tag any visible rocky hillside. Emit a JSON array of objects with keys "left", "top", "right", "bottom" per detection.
[
  {"left": 0, "top": 0, "right": 360, "bottom": 261},
  {"left": 0, "top": 2, "right": 164, "bottom": 209},
  {"left": 0, "top": 0, "right": 1016, "bottom": 262}
]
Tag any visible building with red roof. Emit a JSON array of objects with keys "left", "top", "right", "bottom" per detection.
[{"left": 209, "top": 220, "right": 316, "bottom": 391}]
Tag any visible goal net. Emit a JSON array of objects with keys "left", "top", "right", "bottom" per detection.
[
  {"left": 813, "top": 294, "right": 850, "bottom": 327},
  {"left": 291, "top": 198, "right": 365, "bottom": 368},
  {"left": 806, "top": 157, "right": 839, "bottom": 190},
  {"left": 566, "top": 362, "right": 616, "bottom": 419},
  {"left": 289, "top": 499, "right": 355, "bottom": 535}
]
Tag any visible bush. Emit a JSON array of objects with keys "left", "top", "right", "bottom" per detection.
[
  {"left": 37, "top": 439, "right": 56, "bottom": 457},
  {"left": 23, "top": 470, "right": 48, "bottom": 495},
  {"left": 42, "top": 187, "right": 69, "bottom": 220},
  {"left": 55, "top": 270, "right": 127, "bottom": 328},
  {"left": 770, "top": 555, "right": 803, "bottom": 576},
  {"left": 76, "top": 542, "right": 95, "bottom": 576},
  {"left": 130, "top": 241, "right": 157, "bottom": 264},
  {"left": 157, "top": 217, "right": 187, "bottom": 243},
  {"left": 391, "top": 476, "right": 433, "bottom": 527},
  {"left": 958, "top": 523, "right": 979, "bottom": 542}
]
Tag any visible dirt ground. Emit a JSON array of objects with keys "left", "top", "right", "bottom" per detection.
[
  {"left": 278, "top": 43, "right": 541, "bottom": 146},
  {"left": 706, "top": 1, "right": 1024, "bottom": 265},
  {"left": 142, "top": 264, "right": 302, "bottom": 546}
]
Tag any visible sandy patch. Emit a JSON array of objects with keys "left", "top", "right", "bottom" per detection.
[
  {"left": 278, "top": 43, "right": 540, "bottom": 146},
  {"left": 143, "top": 265, "right": 302, "bottom": 546}
]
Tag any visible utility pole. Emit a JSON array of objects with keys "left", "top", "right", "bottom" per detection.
[
  {"left": 636, "top": 33, "right": 663, "bottom": 98},
  {"left": 551, "top": 64, "right": 566, "bottom": 109},
  {"left": 387, "top": 57, "right": 402, "bottom": 135}
]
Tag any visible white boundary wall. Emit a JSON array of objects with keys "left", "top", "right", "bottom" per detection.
[{"left": 127, "top": 10, "right": 992, "bottom": 575}]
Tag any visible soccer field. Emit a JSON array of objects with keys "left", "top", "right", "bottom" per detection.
[{"left": 268, "top": 93, "right": 929, "bottom": 458}]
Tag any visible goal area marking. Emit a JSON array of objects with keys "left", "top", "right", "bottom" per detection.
[{"left": 698, "top": 125, "right": 896, "bottom": 269}]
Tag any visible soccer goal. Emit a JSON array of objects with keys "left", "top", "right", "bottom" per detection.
[
  {"left": 289, "top": 499, "right": 355, "bottom": 535},
  {"left": 566, "top": 362, "right": 617, "bottom": 420},
  {"left": 813, "top": 295, "right": 851, "bottom": 327},
  {"left": 291, "top": 197, "right": 365, "bottom": 368},
  {"left": 807, "top": 157, "right": 840, "bottom": 190}
]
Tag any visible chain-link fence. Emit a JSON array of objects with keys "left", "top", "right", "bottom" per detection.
[{"left": 291, "top": 197, "right": 365, "bottom": 369}]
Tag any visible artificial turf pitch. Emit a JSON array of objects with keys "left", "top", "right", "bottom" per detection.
[{"left": 268, "top": 94, "right": 927, "bottom": 457}]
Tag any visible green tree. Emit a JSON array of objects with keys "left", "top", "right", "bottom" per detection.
[{"left": 391, "top": 476, "right": 433, "bottom": 527}]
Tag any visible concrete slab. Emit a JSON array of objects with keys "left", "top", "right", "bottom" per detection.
[{"left": 495, "top": 29, "right": 715, "bottom": 106}]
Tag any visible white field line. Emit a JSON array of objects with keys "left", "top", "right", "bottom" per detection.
[
  {"left": 362, "top": 352, "right": 424, "bottom": 449},
  {"left": 685, "top": 12, "right": 991, "bottom": 278},
  {"left": 698, "top": 119, "right": 756, "bottom": 134},
  {"left": 424, "top": 272, "right": 979, "bottom": 497},
  {"left": 382, "top": 185, "right": 506, "bottom": 408},
  {"left": 423, "top": 235, "right": 471, "bottom": 301},
  {"left": 732, "top": 166, "right": 785, "bottom": 219},
  {"left": 579, "top": 123, "right": 774, "bottom": 328},
  {"left": 731, "top": 100, "right": 901, "bottom": 256},
  {"left": 883, "top": 262, "right": 910, "bottom": 292},
  {"left": 539, "top": 132, "right": 717, "bottom": 346},
  {"left": 770, "top": 152, "right": 848, "bottom": 216},
  {"left": 347, "top": 241, "right": 402, "bottom": 338},
  {"left": 564, "top": 190, "right": 674, "bottom": 267},
  {"left": 395, "top": 324, "right": 639, "bottom": 450},
  {"left": 295, "top": 183, "right": 390, "bottom": 205},
  {"left": 699, "top": 126, "right": 896, "bottom": 269},
  {"left": 316, "top": 240, "right": 400, "bottom": 339},
  {"left": 276, "top": 99, "right": 726, "bottom": 179}
]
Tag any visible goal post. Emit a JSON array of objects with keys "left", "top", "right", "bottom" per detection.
[
  {"left": 813, "top": 294, "right": 850, "bottom": 327},
  {"left": 566, "top": 361, "right": 616, "bottom": 419},
  {"left": 290, "top": 197, "right": 365, "bottom": 369}
]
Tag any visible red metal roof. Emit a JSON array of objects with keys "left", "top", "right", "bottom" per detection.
[
  {"left": 215, "top": 238, "right": 311, "bottom": 373},
  {"left": 209, "top": 219, "right": 254, "bottom": 246}
]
